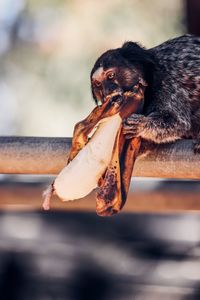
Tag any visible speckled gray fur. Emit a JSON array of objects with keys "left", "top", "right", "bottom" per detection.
[
  {"left": 143, "top": 34, "right": 200, "bottom": 145},
  {"left": 91, "top": 35, "right": 200, "bottom": 152}
]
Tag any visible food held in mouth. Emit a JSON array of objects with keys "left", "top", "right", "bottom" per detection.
[
  {"left": 54, "top": 114, "right": 122, "bottom": 201},
  {"left": 43, "top": 82, "right": 145, "bottom": 216}
]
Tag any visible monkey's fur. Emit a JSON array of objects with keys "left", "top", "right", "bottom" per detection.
[{"left": 90, "top": 35, "right": 200, "bottom": 153}]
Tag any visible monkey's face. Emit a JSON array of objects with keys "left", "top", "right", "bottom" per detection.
[
  {"left": 91, "top": 65, "right": 142, "bottom": 104},
  {"left": 90, "top": 46, "right": 148, "bottom": 105}
]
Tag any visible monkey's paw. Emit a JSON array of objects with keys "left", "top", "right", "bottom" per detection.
[
  {"left": 122, "top": 114, "right": 147, "bottom": 139},
  {"left": 193, "top": 139, "right": 200, "bottom": 154}
]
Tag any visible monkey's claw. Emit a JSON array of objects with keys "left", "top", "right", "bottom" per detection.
[
  {"left": 193, "top": 140, "right": 200, "bottom": 154},
  {"left": 125, "top": 114, "right": 145, "bottom": 125},
  {"left": 122, "top": 114, "right": 146, "bottom": 138}
]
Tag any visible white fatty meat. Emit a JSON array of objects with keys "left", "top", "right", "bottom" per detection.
[{"left": 54, "top": 113, "right": 122, "bottom": 201}]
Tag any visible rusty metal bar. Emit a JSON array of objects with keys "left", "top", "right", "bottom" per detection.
[{"left": 0, "top": 136, "right": 199, "bottom": 179}]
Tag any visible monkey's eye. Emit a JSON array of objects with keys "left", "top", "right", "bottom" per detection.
[
  {"left": 107, "top": 72, "right": 115, "bottom": 80},
  {"left": 94, "top": 80, "right": 102, "bottom": 87}
]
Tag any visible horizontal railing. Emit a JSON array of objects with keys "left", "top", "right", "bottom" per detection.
[{"left": 0, "top": 136, "right": 199, "bottom": 179}]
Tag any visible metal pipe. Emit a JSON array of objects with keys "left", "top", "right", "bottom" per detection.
[{"left": 0, "top": 136, "right": 199, "bottom": 179}]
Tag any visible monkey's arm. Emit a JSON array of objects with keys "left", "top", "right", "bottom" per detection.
[
  {"left": 123, "top": 75, "right": 193, "bottom": 144},
  {"left": 123, "top": 111, "right": 191, "bottom": 143}
]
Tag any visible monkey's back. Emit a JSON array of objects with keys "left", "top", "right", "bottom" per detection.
[
  {"left": 150, "top": 35, "right": 200, "bottom": 69},
  {"left": 150, "top": 35, "right": 200, "bottom": 93},
  {"left": 148, "top": 35, "right": 200, "bottom": 137}
]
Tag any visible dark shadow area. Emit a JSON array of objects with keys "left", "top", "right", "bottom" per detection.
[
  {"left": 186, "top": 0, "right": 200, "bottom": 36},
  {"left": 0, "top": 212, "right": 200, "bottom": 299},
  {"left": 0, "top": 253, "right": 33, "bottom": 300}
]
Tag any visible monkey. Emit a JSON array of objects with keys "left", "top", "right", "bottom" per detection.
[{"left": 90, "top": 34, "right": 200, "bottom": 153}]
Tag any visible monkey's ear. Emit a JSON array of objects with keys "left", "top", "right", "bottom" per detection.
[
  {"left": 90, "top": 71, "right": 98, "bottom": 105},
  {"left": 120, "top": 41, "right": 155, "bottom": 71},
  {"left": 122, "top": 41, "right": 145, "bottom": 52},
  {"left": 91, "top": 87, "right": 98, "bottom": 105}
]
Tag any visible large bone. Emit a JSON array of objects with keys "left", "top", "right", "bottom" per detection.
[
  {"left": 96, "top": 92, "right": 143, "bottom": 216},
  {"left": 42, "top": 99, "right": 124, "bottom": 210},
  {"left": 43, "top": 85, "right": 145, "bottom": 215},
  {"left": 96, "top": 133, "right": 141, "bottom": 216},
  {"left": 54, "top": 114, "right": 122, "bottom": 200}
]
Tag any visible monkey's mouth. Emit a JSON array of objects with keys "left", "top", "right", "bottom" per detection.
[
  {"left": 105, "top": 91, "right": 123, "bottom": 104},
  {"left": 105, "top": 88, "right": 137, "bottom": 104}
]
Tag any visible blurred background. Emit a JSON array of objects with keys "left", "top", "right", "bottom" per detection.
[
  {"left": 0, "top": 0, "right": 200, "bottom": 299},
  {"left": 0, "top": 0, "right": 185, "bottom": 137}
]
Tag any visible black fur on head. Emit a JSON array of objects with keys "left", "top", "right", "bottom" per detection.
[
  {"left": 90, "top": 41, "right": 155, "bottom": 104},
  {"left": 119, "top": 41, "right": 155, "bottom": 78}
]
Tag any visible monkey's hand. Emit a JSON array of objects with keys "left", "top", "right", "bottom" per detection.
[
  {"left": 123, "top": 114, "right": 147, "bottom": 139},
  {"left": 123, "top": 111, "right": 190, "bottom": 144}
]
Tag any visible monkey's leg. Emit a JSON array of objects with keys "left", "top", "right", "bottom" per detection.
[{"left": 123, "top": 112, "right": 190, "bottom": 144}]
